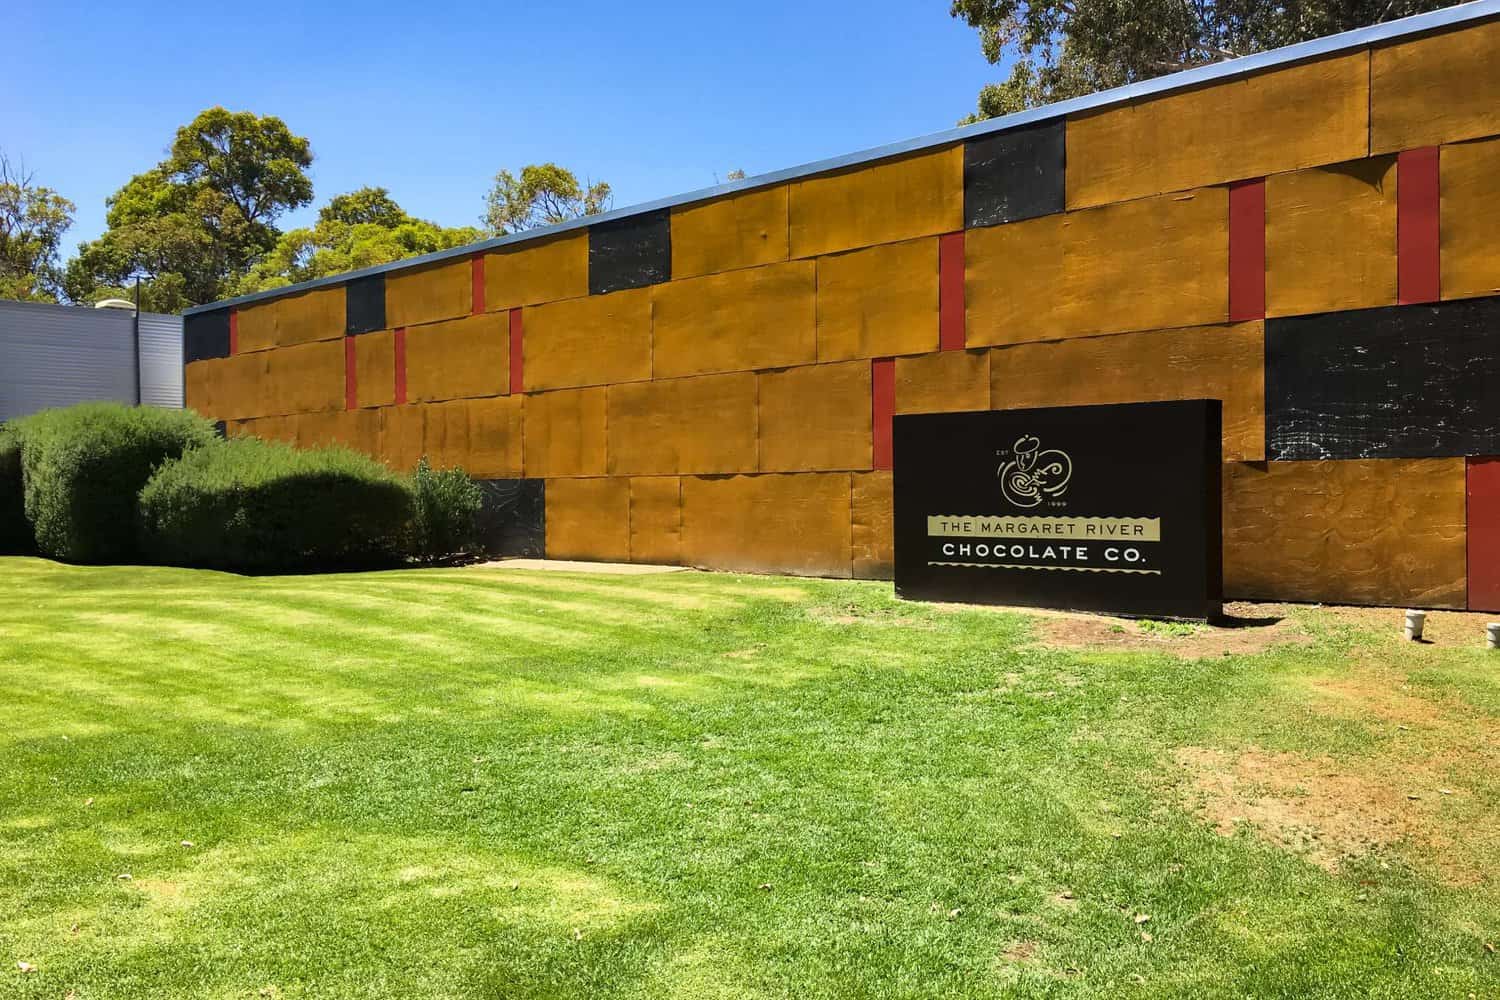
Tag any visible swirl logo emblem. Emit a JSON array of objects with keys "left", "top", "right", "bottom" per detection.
[{"left": 998, "top": 435, "right": 1073, "bottom": 508}]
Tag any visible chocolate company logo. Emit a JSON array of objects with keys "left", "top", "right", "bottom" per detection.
[{"left": 998, "top": 435, "right": 1072, "bottom": 509}]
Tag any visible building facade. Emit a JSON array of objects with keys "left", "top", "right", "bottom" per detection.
[
  {"left": 2, "top": 301, "right": 183, "bottom": 421},
  {"left": 185, "top": 6, "right": 1500, "bottom": 610}
]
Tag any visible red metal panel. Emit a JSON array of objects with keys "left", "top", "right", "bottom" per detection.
[
  {"left": 1398, "top": 146, "right": 1440, "bottom": 305},
  {"left": 1228, "top": 178, "right": 1266, "bottom": 322},
  {"left": 344, "top": 335, "right": 357, "bottom": 410},
  {"left": 872, "top": 357, "right": 895, "bottom": 470},
  {"left": 471, "top": 255, "right": 486, "bottom": 315},
  {"left": 393, "top": 327, "right": 408, "bottom": 405},
  {"left": 1467, "top": 457, "right": 1500, "bottom": 610},
  {"left": 508, "top": 308, "right": 524, "bottom": 394},
  {"left": 939, "top": 231, "right": 965, "bottom": 351},
  {"left": 228, "top": 309, "right": 239, "bottom": 355}
]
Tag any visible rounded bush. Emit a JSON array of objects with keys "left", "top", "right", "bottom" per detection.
[
  {"left": 138, "top": 436, "right": 415, "bottom": 573},
  {"left": 18, "top": 403, "right": 218, "bottom": 563},
  {"left": 409, "top": 457, "right": 483, "bottom": 563}
]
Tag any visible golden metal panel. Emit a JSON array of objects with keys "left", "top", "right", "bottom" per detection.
[
  {"left": 266, "top": 339, "right": 345, "bottom": 415},
  {"left": 234, "top": 301, "right": 279, "bottom": 354},
  {"left": 757, "top": 361, "right": 872, "bottom": 472},
  {"left": 816, "top": 238, "right": 939, "bottom": 362},
  {"left": 522, "top": 287, "right": 653, "bottom": 391},
  {"left": 629, "top": 476, "right": 682, "bottom": 565},
  {"left": 291, "top": 410, "right": 343, "bottom": 450},
  {"left": 680, "top": 473, "right": 852, "bottom": 577},
  {"left": 235, "top": 287, "right": 345, "bottom": 353},
  {"left": 1223, "top": 459, "right": 1466, "bottom": 608},
  {"left": 464, "top": 395, "right": 524, "bottom": 478},
  {"left": 671, "top": 185, "right": 790, "bottom": 279},
  {"left": 1440, "top": 137, "right": 1500, "bottom": 300},
  {"left": 967, "top": 188, "right": 1229, "bottom": 345},
  {"left": 650, "top": 261, "right": 816, "bottom": 378},
  {"left": 1266, "top": 157, "right": 1397, "bottom": 317},
  {"left": 1066, "top": 51, "right": 1369, "bottom": 207},
  {"left": 894, "top": 349, "right": 990, "bottom": 414},
  {"left": 851, "top": 471, "right": 893, "bottom": 580},
  {"left": 354, "top": 330, "right": 395, "bottom": 409},
  {"left": 989, "top": 323, "right": 1265, "bottom": 461},
  {"left": 228, "top": 414, "right": 295, "bottom": 444},
  {"left": 385, "top": 258, "right": 471, "bottom": 329},
  {"left": 420, "top": 399, "right": 470, "bottom": 472},
  {"left": 546, "top": 477, "right": 631, "bottom": 562},
  {"left": 183, "top": 359, "right": 223, "bottom": 420},
  {"left": 379, "top": 405, "right": 425, "bottom": 472},
  {"left": 522, "top": 387, "right": 608, "bottom": 479},
  {"left": 404, "top": 313, "right": 508, "bottom": 402},
  {"left": 337, "top": 408, "right": 384, "bottom": 458},
  {"left": 1371, "top": 19, "right": 1500, "bottom": 153},
  {"left": 274, "top": 287, "right": 346, "bottom": 348},
  {"left": 789, "top": 146, "right": 963, "bottom": 258},
  {"left": 484, "top": 232, "right": 589, "bottom": 310},
  {"left": 606, "top": 372, "right": 758, "bottom": 477},
  {"left": 185, "top": 353, "right": 271, "bottom": 422}
]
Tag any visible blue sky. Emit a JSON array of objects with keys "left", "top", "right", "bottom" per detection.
[{"left": 5, "top": 1, "right": 997, "bottom": 250}]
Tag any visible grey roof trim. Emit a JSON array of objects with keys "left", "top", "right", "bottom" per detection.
[{"left": 186, "top": 0, "right": 1500, "bottom": 317}]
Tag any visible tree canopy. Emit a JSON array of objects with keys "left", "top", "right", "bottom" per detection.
[
  {"left": 236, "top": 187, "right": 481, "bottom": 294},
  {"left": 483, "top": 163, "right": 611, "bottom": 236},
  {"left": 64, "top": 107, "right": 313, "bottom": 311},
  {"left": 950, "top": 0, "right": 1453, "bottom": 120},
  {"left": 7, "top": 105, "right": 609, "bottom": 308},
  {"left": 0, "top": 153, "right": 75, "bottom": 304}
]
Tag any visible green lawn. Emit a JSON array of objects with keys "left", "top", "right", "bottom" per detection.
[{"left": 0, "top": 557, "right": 1496, "bottom": 998}]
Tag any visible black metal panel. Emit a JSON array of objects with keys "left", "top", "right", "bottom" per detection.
[
  {"left": 183, "top": 308, "right": 231, "bottom": 363},
  {"left": 474, "top": 478, "right": 544, "bottom": 557},
  {"left": 345, "top": 274, "right": 386, "bottom": 335},
  {"left": 1266, "top": 296, "right": 1500, "bottom": 460},
  {"left": 588, "top": 209, "right": 670, "bottom": 295},
  {"left": 894, "top": 400, "right": 1222, "bottom": 620},
  {"left": 964, "top": 120, "right": 1066, "bottom": 228}
]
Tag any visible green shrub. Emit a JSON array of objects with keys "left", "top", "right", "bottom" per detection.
[
  {"left": 408, "top": 457, "right": 483, "bottom": 563},
  {"left": 138, "top": 437, "right": 414, "bottom": 573},
  {"left": 19, "top": 403, "right": 218, "bottom": 563},
  {"left": 0, "top": 424, "right": 31, "bottom": 554}
]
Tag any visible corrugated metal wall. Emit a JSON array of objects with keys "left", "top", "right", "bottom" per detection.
[
  {"left": 0, "top": 300, "right": 183, "bottom": 422},
  {"left": 137, "top": 310, "right": 184, "bottom": 409}
]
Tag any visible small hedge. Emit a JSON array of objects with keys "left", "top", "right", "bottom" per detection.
[
  {"left": 0, "top": 425, "right": 30, "bottom": 555},
  {"left": 138, "top": 436, "right": 415, "bottom": 573},
  {"left": 19, "top": 403, "right": 218, "bottom": 563},
  {"left": 409, "top": 457, "right": 483, "bottom": 563}
]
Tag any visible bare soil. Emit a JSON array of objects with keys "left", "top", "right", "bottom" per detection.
[
  {"left": 1029, "top": 600, "right": 1500, "bottom": 657},
  {"left": 1171, "top": 653, "right": 1499, "bottom": 885},
  {"left": 1026, "top": 601, "right": 1309, "bottom": 657}
]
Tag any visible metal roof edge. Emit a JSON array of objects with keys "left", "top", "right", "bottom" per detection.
[
  {"left": 185, "top": 0, "right": 1500, "bottom": 317},
  {"left": 0, "top": 298, "right": 184, "bottom": 323}
]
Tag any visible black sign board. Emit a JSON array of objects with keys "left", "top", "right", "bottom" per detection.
[{"left": 893, "top": 400, "right": 1222, "bottom": 620}]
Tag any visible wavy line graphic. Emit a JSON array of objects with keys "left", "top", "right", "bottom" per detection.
[{"left": 926, "top": 562, "right": 1163, "bottom": 575}]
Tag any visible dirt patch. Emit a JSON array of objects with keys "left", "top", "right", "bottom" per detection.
[
  {"left": 997, "top": 598, "right": 1500, "bottom": 657},
  {"left": 806, "top": 606, "right": 933, "bottom": 629},
  {"left": 1171, "top": 645, "right": 1500, "bottom": 884},
  {"left": 1028, "top": 602, "right": 1309, "bottom": 657},
  {"left": 1303, "top": 675, "right": 1446, "bottom": 728},
  {"left": 999, "top": 940, "right": 1039, "bottom": 963},
  {"left": 1174, "top": 746, "right": 1412, "bottom": 869},
  {"left": 1174, "top": 733, "right": 1497, "bottom": 884}
]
